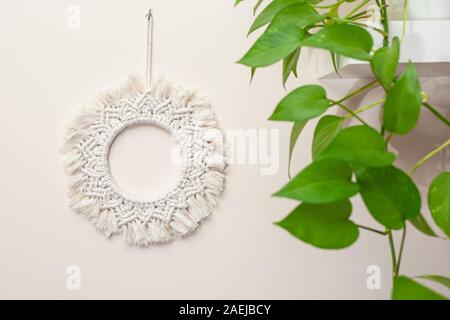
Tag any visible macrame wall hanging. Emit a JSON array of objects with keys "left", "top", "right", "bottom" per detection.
[{"left": 62, "top": 11, "right": 226, "bottom": 246}]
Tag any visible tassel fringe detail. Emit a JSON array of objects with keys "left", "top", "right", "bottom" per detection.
[{"left": 62, "top": 75, "right": 226, "bottom": 246}]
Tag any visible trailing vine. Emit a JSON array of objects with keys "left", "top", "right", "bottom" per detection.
[{"left": 235, "top": 0, "right": 450, "bottom": 299}]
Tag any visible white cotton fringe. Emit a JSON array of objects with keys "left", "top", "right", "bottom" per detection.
[{"left": 62, "top": 75, "right": 226, "bottom": 246}]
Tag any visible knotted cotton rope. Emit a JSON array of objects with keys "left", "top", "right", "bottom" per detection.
[{"left": 61, "top": 11, "right": 226, "bottom": 246}]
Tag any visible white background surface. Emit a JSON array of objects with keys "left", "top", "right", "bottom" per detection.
[{"left": 0, "top": 0, "right": 449, "bottom": 299}]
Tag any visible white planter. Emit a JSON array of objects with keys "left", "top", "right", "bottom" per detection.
[{"left": 406, "top": 0, "right": 450, "bottom": 20}]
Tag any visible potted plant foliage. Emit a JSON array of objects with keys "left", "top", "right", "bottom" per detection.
[{"left": 235, "top": 0, "right": 450, "bottom": 300}]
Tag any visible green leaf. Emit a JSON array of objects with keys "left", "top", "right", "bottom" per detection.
[
  {"left": 235, "top": 0, "right": 244, "bottom": 6},
  {"left": 282, "top": 47, "right": 301, "bottom": 86},
  {"left": 409, "top": 213, "right": 438, "bottom": 237},
  {"left": 248, "top": 0, "right": 307, "bottom": 34},
  {"left": 275, "top": 200, "right": 359, "bottom": 249},
  {"left": 250, "top": 67, "right": 257, "bottom": 83},
  {"left": 239, "top": 21, "right": 305, "bottom": 67},
  {"left": 271, "top": 3, "right": 326, "bottom": 28},
  {"left": 383, "top": 62, "right": 422, "bottom": 135},
  {"left": 371, "top": 37, "right": 400, "bottom": 89},
  {"left": 269, "top": 85, "right": 329, "bottom": 121},
  {"left": 356, "top": 166, "right": 421, "bottom": 230},
  {"left": 428, "top": 172, "right": 450, "bottom": 239},
  {"left": 302, "top": 23, "right": 373, "bottom": 61},
  {"left": 274, "top": 159, "right": 359, "bottom": 203},
  {"left": 417, "top": 275, "right": 450, "bottom": 290},
  {"left": 240, "top": 3, "right": 326, "bottom": 68},
  {"left": 392, "top": 276, "right": 448, "bottom": 300},
  {"left": 330, "top": 52, "right": 342, "bottom": 78},
  {"left": 288, "top": 121, "right": 307, "bottom": 179},
  {"left": 312, "top": 115, "right": 343, "bottom": 160},
  {"left": 318, "top": 126, "right": 395, "bottom": 168},
  {"left": 254, "top": 0, "right": 265, "bottom": 14}
]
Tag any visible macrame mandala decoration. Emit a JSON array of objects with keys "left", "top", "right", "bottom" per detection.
[{"left": 61, "top": 11, "right": 226, "bottom": 246}]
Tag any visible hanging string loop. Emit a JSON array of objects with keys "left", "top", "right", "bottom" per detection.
[{"left": 145, "top": 9, "right": 154, "bottom": 91}]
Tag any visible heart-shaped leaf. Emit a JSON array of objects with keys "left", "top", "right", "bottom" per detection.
[
  {"left": 417, "top": 275, "right": 450, "bottom": 290},
  {"left": 428, "top": 172, "right": 450, "bottom": 239},
  {"left": 312, "top": 115, "right": 343, "bottom": 160},
  {"left": 392, "top": 276, "right": 448, "bottom": 300},
  {"left": 269, "top": 85, "right": 329, "bottom": 121},
  {"left": 239, "top": 21, "right": 305, "bottom": 68},
  {"left": 288, "top": 120, "right": 307, "bottom": 178},
  {"left": 409, "top": 213, "right": 438, "bottom": 237},
  {"left": 254, "top": 0, "right": 265, "bottom": 14},
  {"left": 302, "top": 23, "right": 373, "bottom": 61},
  {"left": 271, "top": 3, "right": 326, "bottom": 28},
  {"left": 318, "top": 125, "right": 395, "bottom": 168},
  {"left": 371, "top": 36, "right": 400, "bottom": 89},
  {"left": 275, "top": 200, "right": 359, "bottom": 249},
  {"left": 383, "top": 62, "right": 422, "bottom": 134},
  {"left": 248, "top": 0, "right": 308, "bottom": 34},
  {"left": 356, "top": 166, "right": 421, "bottom": 230},
  {"left": 240, "top": 3, "right": 324, "bottom": 68},
  {"left": 282, "top": 47, "right": 301, "bottom": 86},
  {"left": 274, "top": 159, "right": 359, "bottom": 203}
]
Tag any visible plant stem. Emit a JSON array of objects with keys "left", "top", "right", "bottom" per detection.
[
  {"left": 352, "top": 15, "right": 371, "bottom": 22},
  {"left": 314, "top": 0, "right": 345, "bottom": 9},
  {"left": 357, "top": 224, "right": 387, "bottom": 236},
  {"left": 343, "top": 99, "right": 385, "bottom": 119},
  {"left": 396, "top": 102, "right": 448, "bottom": 277},
  {"left": 345, "top": 0, "right": 370, "bottom": 19},
  {"left": 423, "top": 102, "right": 450, "bottom": 127},
  {"left": 385, "top": 132, "right": 393, "bottom": 145},
  {"left": 380, "top": 124, "right": 386, "bottom": 136},
  {"left": 379, "top": 0, "right": 389, "bottom": 47},
  {"left": 340, "top": 19, "right": 388, "bottom": 37},
  {"left": 331, "top": 80, "right": 379, "bottom": 107},
  {"left": 387, "top": 230, "right": 397, "bottom": 278},
  {"left": 331, "top": 100, "right": 369, "bottom": 126},
  {"left": 408, "top": 138, "right": 450, "bottom": 176},
  {"left": 348, "top": 10, "right": 370, "bottom": 21},
  {"left": 401, "top": 0, "right": 409, "bottom": 42},
  {"left": 396, "top": 225, "right": 407, "bottom": 277}
]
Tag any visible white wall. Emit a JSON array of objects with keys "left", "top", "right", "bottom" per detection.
[{"left": 0, "top": 0, "right": 449, "bottom": 299}]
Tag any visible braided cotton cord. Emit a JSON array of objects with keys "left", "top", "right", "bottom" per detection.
[
  {"left": 62, "top": 11, "right": 226, "bottom": 246},
  {"left": 63, "top": 76, "right": 226, "bottom": 246},
  {"left": 145, "top": 9, "right": 154, "bottom": 91},
  {"left": 101, "top": 116, "right": 188, "bottom": 204}
]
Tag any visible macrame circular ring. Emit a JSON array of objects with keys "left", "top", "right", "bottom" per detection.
[{"left": 62, "top": 76, "right": 226, "bottom": 246}]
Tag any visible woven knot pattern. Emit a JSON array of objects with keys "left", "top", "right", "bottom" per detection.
[{"left": 62, "top": 76, "right": 226, "bottom": 246}]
